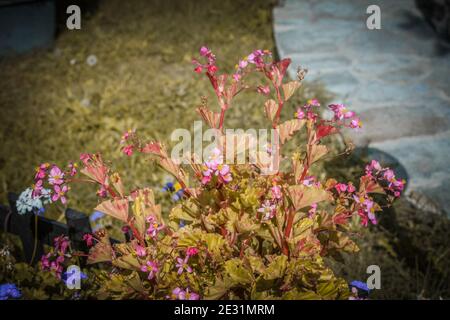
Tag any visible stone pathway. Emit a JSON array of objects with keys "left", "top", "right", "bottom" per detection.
[{"left": 273, "top": 0, "right": 450, "bottom": 215}]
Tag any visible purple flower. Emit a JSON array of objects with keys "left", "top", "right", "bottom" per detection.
[
  {"left": 175, "top": 256, "right": 193, "bottom": 275},
  {"left": 170, "top": 287, "right": 200, "bottom": 300},
  {"left": 0, "top": 283, "right": 21, "bottom": 300},
  {"left": 141, "top": 261, "right": 159, "bottom": 280}
]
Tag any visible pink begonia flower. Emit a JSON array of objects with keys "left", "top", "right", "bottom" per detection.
[
  {"left": 258, "top": 200, "right": 277, "bottom": 220},
  {"left": 365, "top": 160, "right": 381, "bottom": 176},
  {"left": 201, "top": 168, "right": 212, "bottom": 185},
  {"left": 329, "top": 104, "right": 350, "bottom": 120},
  {"left": 194, "top": 66, "right": 203, "bottom": 73},
  {"left": 170, "top": 287, "right": 184, "bottom": 300},
  {"left": 134, "top": 244, "right": 147, "bottom": 257},
  {"left": 120, "top": 129, "right": 135, "bottom": 144},
  {"left": 207, "top": 147, "right": 223, "bottom": 169},
  {"left": 383, "top": 169, "right": 395, "bottom": 181},
  {"left": 192, "top": 46, "right": 217, "bottom": 74},
  {"left": 122, "top": 145, "right": 133, "bottom": 156},
  {"left": 96, "top": 185, "right": 108, "bottom": 198},
  {"left": 239, "top": 59, "right": 248, "bottom": 69},
  {"left": 363, "top": 198, "right": 377, "bottom": 224},
  {"left": 335, "top": 183, "right": 348, "bottom": 193},
  {"left": 32, "top": 179, "right": 43, "bottom": 198},
  {"left": 52, "top": 185, "right": 68, "bottom": 204},
  {"left": 208, "top": 65, "right": 218, "bottom": 74},
  {"left": 41, "top": 253, "right": 51, "bottom": 268},
  {"left": 257, "top": 85, "right": 270, "bottom": 96},
  {"left": 201, "top": 147, "right": 232, "bottom": 184},
  {"left": 171, "top": 287, "right": 200, "bottom": 300},
  {"left": 199, "top": 46, "right": 210, "bottom": 56},
  {"left": 308, "top": 99, "right": 320, "bottom": 107},
  {"left": 347, "top": 183, "right": 356, "bottom": 193},
  {"left": 186, "top": 247, "right": 199, "bottom": 257},
  {"left": 349, "top": 118, "right": 362, "bottom": 129},
  {"left": 141, "top": 261, "right": 159, "bottom": 280},
  {"left": 83, "top": 233, "right": 94, "bottom": 247},
  {"left": 146, "top": 215, "right": 164, "bottom": 238},
  {"left": 357, "top": 209, "right": 369, "bottom": 227},
  {"left": 353, "top": 195, "right": 377, "bottom": 226},
  {"left": 271, "top": 185, "right": 282, "bottom": 200},
  {"left": 48, "top": 166, "right": 64, "bottom": 185},
  {"left": 295, "top": 108, "right": 305, "bottom": 120},
  {"left": 35, "top": 166, "right": 46, "bottom": 180},
  {"left": 215, "top": 164, "right": 232, "bottom": 183},
  {"left": 170, "top": 287, "right": 200, "bottom": 300},
  {"left": 175, "top": 256, "right": 193, "bottom": 275},
  {"left": 54, "top": 235, "right": 69, "bottom": 254},
  {"left": 68, "top": 162, "right": 77, "bottom": 176}
]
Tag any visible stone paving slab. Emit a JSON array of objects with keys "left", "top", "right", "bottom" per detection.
[{"left": 273, "top": 0, "right": 450, "bottom": 215}]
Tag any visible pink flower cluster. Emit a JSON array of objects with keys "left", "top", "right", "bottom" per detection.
[
  {"left": 169, "top": 287, "right": 200, "bottom": 300},
  {"left": 201, "top": 147, "right": 232, "bottom": 185},
  {"left": 233, "top": 49, "right": 272, "bottom": 81},
  {"left": 41, "top": 235, "right": 70, "bottom": 278},
  {"left": 192, "top": 46, "right": 218, "bottom": 74},
  {"left": 32, "top": 163, "right": 74, "bottom": 205},
  {"left": 365, "top": 160, "right": 405, "bottom": 197},
  {"left": 328, "top": 104, "right": 361, "bottom": 129},
  {"left": 295, "top": 99, "right": 320, "bottom": 121},
  {"left": 146, "top": 215, "right": 164, "bottom": 239},
  {"left": 120, "top": 129, "right": 136, "bottom": 157},
  {"left": 82, "top": 233, "right": 95, "bottom": 247},
  {"left": 334, "top": 182, "right": 356, "bottom": 194},
  {"left": 353, "top": 195, "right": 378, "bottom": 226}
]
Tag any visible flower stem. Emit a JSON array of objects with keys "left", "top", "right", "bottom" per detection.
[{"left": 29, "top": 214, "right": 38, "bottom": 265}]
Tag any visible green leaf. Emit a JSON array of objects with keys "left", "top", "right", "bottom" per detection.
[
  {"left": 204, "top": 277, "right": 230, "bottom": 300},
  {"left": 224, "top": 258, "right": 254, "bottom": 285},
  {"left": 262, "top": 255, "right": 288, "bottom": 280}
]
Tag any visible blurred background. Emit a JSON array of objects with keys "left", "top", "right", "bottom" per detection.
[{"left": 0, "top": 0, "right": 449, "bottom": 299}]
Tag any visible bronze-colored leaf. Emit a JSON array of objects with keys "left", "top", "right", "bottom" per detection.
[
  {"left": 95, "top": 198, "right": 129, "bottom": 222},
  {"left": 282, "top": 80, "right": 301, "bottom": 101},
  {"left": 277, "top": 119, "right": 306, "bottom": 144}
]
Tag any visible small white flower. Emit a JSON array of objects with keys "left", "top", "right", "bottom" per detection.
[
  {"left": 81, "top": 98, "right": 90, "bottom": 107},
  {"left": 86, "top": 54, "right": 98, "bottom": 66},
  {"left": 16, "top": 187, "right": 51, "bottom": 215},
  {"left": 70, "top": 58, "right": 77, "bottom": 65}
]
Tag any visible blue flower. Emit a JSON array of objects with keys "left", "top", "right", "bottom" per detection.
[
  {"left": 90, "top": 211, "right": 105, "bottom": 223},
  {"left": 350, "top": 280, "right": 370, "bottom": 292},
  {"left": 0, "top": 283, "right": 22, "bottom": 300},
  {"left": 179, "top": 220, "right": 186, "bottom": 228},
  {"left": 162, "top": 182, "right": 175, "bottom": 192},
  {"left": 172, "top": 189, "right": 184, "bottom": 202}
]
